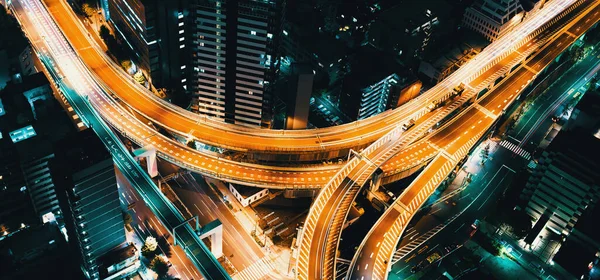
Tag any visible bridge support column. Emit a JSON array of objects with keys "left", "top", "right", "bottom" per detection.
[
  {"left": 133, "top": 145, "right": 158, "bottom": 178},
  {"left": 365, "top": 168, "right": 384, "bottom": 205},
  {"left": 199, "top": 220, "right": 224, "bottom": 258}
]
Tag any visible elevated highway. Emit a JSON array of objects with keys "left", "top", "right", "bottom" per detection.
[
  {"left": 9, "top": 0, "right": 231, "bottom": 278},
  {"left": 347, "top": 1, "right": 600, "bottom": 279},
  {"left": 38, "top": 0, "right": 577, "bottom": 164},
  {"left": 25, "top": 0, "right": 583, "bottom": 192},
  {"left": 296, "top": 0, "right": 596, "bottom": 279},
  {"left": 6, "top": 0, "right": 548, "bottom": 191}
]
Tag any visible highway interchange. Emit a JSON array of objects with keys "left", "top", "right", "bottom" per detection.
[{"left": 7, "top": 0, "right": 600, "bottom": 279}]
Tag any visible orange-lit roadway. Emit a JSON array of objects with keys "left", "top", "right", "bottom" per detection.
[
  {"left": 348, "top": 2, "right": 600, "bottom": 279},
  {"left": 22, "top": 0, "right": 546, "bottom": 190},
  {"left": 296, "top": 0, "right": 596, "bottom": 279},
  {"left": 41, "top": 0, "right": 572, "bottom": 163}
]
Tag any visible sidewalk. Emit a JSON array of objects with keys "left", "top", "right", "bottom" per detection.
[
  {"left": 464, "top": 240, "right": 537, "bottom": 280},
  {"left": 491, "top": 226, "right": 575, "bottom": 280},
  {"left": 477, "top": 220, "right": 576, "bottom": 280}
]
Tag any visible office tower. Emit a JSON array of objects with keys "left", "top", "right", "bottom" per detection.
[
  {"left": 0, "top": 139, "right": 36, "bottom": 236},
  {"left": 462, "top": 0, "right": 525, "bottom": 42},
  {"left": 106, "top": 0, "right": 190, "bottom": 89},
  {"left": 552, "top": 203, "right": 600, "bottom": 280},
  {"left": 339, "top": 47, "right": 421, "bottom": 121},
  {"left": 52, "top": 130, "right": 126, "bottom": 280},
  {"left": 191, "top": 0, "right": 285, "bottom": 127},
  {"left": 521, "top": 130, "right": 600, "bottom": 238},
  {"left": 285, "top": 63, "right": 313, "bottom": 130}
]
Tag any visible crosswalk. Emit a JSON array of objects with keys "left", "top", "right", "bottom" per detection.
[
  {"left": 499, "top": 140, "right": 531, "bottom": 160},
  {"left": 232, "top": 256, "right": 277, "bottom": 280}
]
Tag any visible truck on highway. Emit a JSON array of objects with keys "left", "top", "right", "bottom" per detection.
[
  {"left": 402, "top": 119, "right": 416, "bottom": 131},
  {"left": 427, "top": 101, "right": 439, "bottom": 112},
  {"left": 452, "top": 83, "right": 465, "bottom": 97}
]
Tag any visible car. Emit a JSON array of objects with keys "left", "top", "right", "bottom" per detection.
[
  {"left": 551, "top": 116, "right": 560, "bottom": 123},
  {"left": 410, "top": 262, "right": 426, "bottom": 273},
  {"left": 426, "top": 253, "right": 441, "bottom": 263},
  {"left": 469, "top": 219, "right": 480, "bottom": 237}
]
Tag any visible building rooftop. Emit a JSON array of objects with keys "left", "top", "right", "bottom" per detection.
[
  {"left": 231, "top": 183, "right": 264, "bottom": 199},
  {"left": 0, "top": 72, "right": 49, "bottom": 97},
  {"left": 553, "top": 237, "right": 597, "bottom": 279},
  {"left": 344, "top": 45, "right": 412, "bottom": 90},
  {"left": 544, "top": 129, "right": 600, "bottom": 183},
  {"left": 572, "top": 203, "right": 600, "bottom": 244},
  {"left": 574, "top": 90, "right": 600, "bottom": 117},
  {"left": 426, "top": 30, "right": 489, "bottom": 70},
  {"left": 53, "top": 129, "right": 111, "bottom": 174},
  {"left": 96, "top": 243, "right": 137, "bottom": 270},
  {"left": 6, "top": 223, "right": 60, "bottom": 263}
]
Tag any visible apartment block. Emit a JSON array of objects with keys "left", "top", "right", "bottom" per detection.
[{"left": 462, "top": 0, "right": 525, "bottom": 42}]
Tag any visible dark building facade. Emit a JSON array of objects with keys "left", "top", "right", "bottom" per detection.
[
  {"left": 52, "top": 130, "right": 125, "bottom": 280},
  {"left": 107, "top": 0, "right": 191, "bottom": 90},
  {"left": 106, "top": 0, "right": 285, "bottom": 127}
]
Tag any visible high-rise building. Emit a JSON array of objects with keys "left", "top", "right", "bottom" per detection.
[
  {"left": 552, "top": 202, "right": 600, "bottom": 280},
  {"left": 0, "top": 72, "right": 72, "bottom": 230},
  {"left": 106, "top": 0, "right": 285, "bottom": 127},
  {"left": 284, "top": 63, "right": 313, "bottom": 130},
  {"left": 106, "top": 0, "right": 190, "bottom": 89},
  {"left": 338, "top": 47, "right": 421, "bottom": 121},
  {"left": 0, "top": 138, "right": 36, "bottom": 235},
  {"left": 52, "top": 130, "right": 126, "bottom": 280},
  {"left": 190, "top": 0, "right": 285, "bottom": 127},
  {"left": 462, "top": 0, "right": 526, "bottom": 42},
  {"left": 520, "top": 130, "right": 600, "bottom": 238},
  {"left": 364, "top": 0, "right": 449, "bottom": 63}
]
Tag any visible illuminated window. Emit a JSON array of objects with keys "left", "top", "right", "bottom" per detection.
[
  {"left": 181, "top": 65, "right": 186, "bottom": 70},
  {"left": 251, "top": 30, "right": 257, "bottom": 35},
  {"left": 179, "top": 30, "right": 184, "bottom": 34},
  {"left": 178, "top": 12, "right": 184, "bottom": 19},
  {"left": 179, "top": 22, "right": 184, "bottom": 27},
  {"left": 179, "top": 37, "right": 184, "bottom": 41},
  {"left": 180, "top": 44, "right": 185, "bottom": 49}
]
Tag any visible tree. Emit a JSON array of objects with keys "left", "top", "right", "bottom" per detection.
[
  {"left": 156, "top": 88, "right": 167, "bottom": 99},
  {"left": 570, "top": 45, "right": 585, "bottom": 62},
  {"left": 187, "top": 140, "right": 196, "bottom": 149},
  {"left": 501, "top": 210, "right": 532, "bottom": 239},
  {"left": 123, "top": 212, "right": 133, "bottom": 228},
  {"left": 141, "top": 236, "right": 158, "bottom": 257},
  {"left": 120, "top": 60, "right": 132, "bottom": 72},
  {"left": 149, "top": 256, "right": 170, "bottom": 279},
  {"left": 81, "top": 3, "right": 95, "bottom": 18},
  {"left": 134, "top": 71, "right": 146, "bottom": 85},
  {"left": 589, "top": 73, "right": 599, "bottom": 91},
  {"left": 480, "top": 143, "right": 490, "bottom": 159},
  {"left": 99, "top": 25, "right": 111, "bottom": 41}
]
